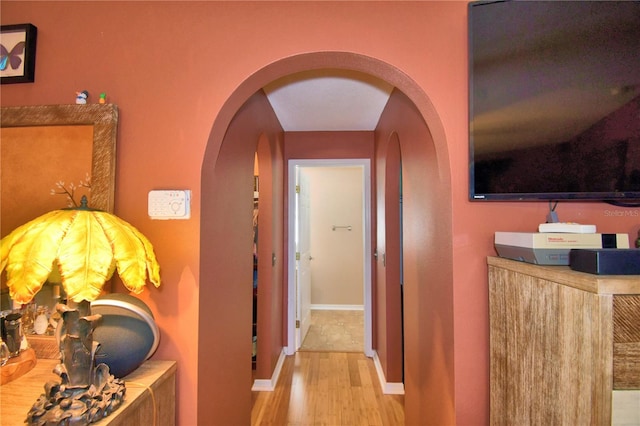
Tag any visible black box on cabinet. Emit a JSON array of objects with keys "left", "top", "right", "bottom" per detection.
[{"left": 569, "top": 249, "right": 640, "bottom": 275}]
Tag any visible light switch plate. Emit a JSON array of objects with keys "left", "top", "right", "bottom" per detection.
[{"left": 148, "top": 190, "right": 191, "bottom": 220}]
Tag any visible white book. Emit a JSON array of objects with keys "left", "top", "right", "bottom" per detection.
[{"left": 538, "top": 223, "right": 597, "bottom": 234}]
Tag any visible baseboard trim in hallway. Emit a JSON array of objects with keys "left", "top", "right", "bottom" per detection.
[
  {"left": 252, "top": 349, "right": 286, "bottom": 391},
  {"left": 311, "top": 304, "right": 364, "bottom": 311},
  {"left": 373, "top": 350, "right": 405, "bottom": 395}
]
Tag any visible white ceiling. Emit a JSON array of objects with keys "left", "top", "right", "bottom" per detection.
[{"left": 263, "top": 70, "right": 394, "bottom": 131}]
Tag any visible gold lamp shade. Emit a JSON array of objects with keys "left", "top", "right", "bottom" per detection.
[{"left": 1, "top": 198, "right": 160, "bottom": 304}]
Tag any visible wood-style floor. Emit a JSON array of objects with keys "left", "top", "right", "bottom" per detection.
[{"left": 251, "top": 351, "right": 405, "bottom": 426}]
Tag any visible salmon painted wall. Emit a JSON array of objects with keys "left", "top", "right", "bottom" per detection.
[
  {"left": 375, "top": 131, "right": 403, "bottom": 384},
  {"left": 255, "top": 132, "right": 286, "bottom": 381},
  {"left": 376, "top": 88, "right": 455, "bottom": 424},
  {"left": 199, "top": 89, "right": 284, "bottom": 425},
  {"left": 284, "top": 131, "right": 376, "bottom": 160},
  {"left": 2, "top": 2, "right": 639, "bottom": 425}
]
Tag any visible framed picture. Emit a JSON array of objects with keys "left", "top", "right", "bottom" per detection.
[{"left": 1, "top": 23, "right": 37, "bottom": 84}]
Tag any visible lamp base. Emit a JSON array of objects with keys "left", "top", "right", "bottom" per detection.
[
  {"left": 25, "top": 363, "right": 125, "bottom": 425},
  {"left": 25, "top": 301, "right": 126, "bottom": 425}
]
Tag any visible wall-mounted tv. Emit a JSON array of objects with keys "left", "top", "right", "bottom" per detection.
[{"left": 468, "top": 0, "right": 640, "bottom": 204}]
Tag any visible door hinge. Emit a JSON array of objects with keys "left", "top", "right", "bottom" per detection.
[
  {"left": 296, "top": 320, "right": 300, "bottom": 328},
  {"left": 295, "top": 185, "right": 300, "bottom": 194},
  {"left": 296, "top": 252, "right": 300, "bottom": 260}
]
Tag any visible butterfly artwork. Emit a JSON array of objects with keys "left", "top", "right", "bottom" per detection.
[
  {"left": 0, "top": 24, "right": 37, "bottom": 83},
  {"left": 0, "top": 41, "right": 26, "bottom": 72}
]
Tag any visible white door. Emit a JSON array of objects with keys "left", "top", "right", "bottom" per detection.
[{"left": 295, "top": 168, "right": 312, "bottom": 349}]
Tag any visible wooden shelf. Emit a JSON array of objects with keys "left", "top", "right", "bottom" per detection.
[
  {"left": 1, "top": 359, "right": 176, "bottom": 425},
  {"left": 0, "top": 347, "right": 37, "bottom": 385}
]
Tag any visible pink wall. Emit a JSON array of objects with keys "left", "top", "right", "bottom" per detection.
[
  {"left": 376, "top": 88, "right": 455, "bottom": 424},
  {"left": 255, "top": 132, "right": 286, "bottom": 380},
  {"left": 3, "top": 2, "right": 639, "bottom": 425},
  {"left": 375, "top": 131, "right": 404, "bottom": 383},
  {"left": 199, "top": 89, "right": 284, "bottom": 425},
  {"left": 284, "top": 131, "right": 375, "bottom": 160}
]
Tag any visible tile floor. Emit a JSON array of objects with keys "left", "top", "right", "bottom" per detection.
[{"left": 299, "top": 309, "right": 364, "bottom": 352}]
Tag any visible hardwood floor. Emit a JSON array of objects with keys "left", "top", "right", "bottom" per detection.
[{"left": 252, "top": 351, "right": 404, "bottom": 426}]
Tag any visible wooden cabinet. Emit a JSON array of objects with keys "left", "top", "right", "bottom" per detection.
[
  {"left": 488, "top": 256, "right": 640, "bottom": 425},
  {"left": 0, "top": 360, "right": 176, "bottom": 425}
]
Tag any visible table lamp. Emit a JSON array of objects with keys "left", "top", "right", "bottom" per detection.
[{"left": 0, "top": 196, "right": 160, "bottom": 425}]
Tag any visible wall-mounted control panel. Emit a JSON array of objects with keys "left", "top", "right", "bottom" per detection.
[{"left": 148, "top": 190, "right": 191, "bottom": 220}]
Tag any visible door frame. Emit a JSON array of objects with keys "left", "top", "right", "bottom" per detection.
[{"left": 285, "top": 158, "right": 373, "bottom": 357}]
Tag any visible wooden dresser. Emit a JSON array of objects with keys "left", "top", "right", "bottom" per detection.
[
  {"left": 0, "top": 359, "right": 176, "bottom": 425},
  {"left": 488, "top": 256, "right": 640, "bottom": 425}
]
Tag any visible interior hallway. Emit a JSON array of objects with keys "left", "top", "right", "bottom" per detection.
[
  {"left": 251, "top": 351, "right": 405, "bottom": 426},
  {"left": 252, "top": 310, "right": 404, "bottom": 425}
]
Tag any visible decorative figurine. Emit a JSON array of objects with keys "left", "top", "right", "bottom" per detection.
[
  {"left": 75, "top": 91, "right": 89, "bottom": 104},
  {"left": 25, "top": 303, "right": 126, "bottom": 425},
  {"left": 99, "top": 93, "right": 106, "bottom": 104}
]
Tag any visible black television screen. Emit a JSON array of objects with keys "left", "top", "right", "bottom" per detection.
[{"left": 468, "top": 0, "right": 640, "bottom": 203}]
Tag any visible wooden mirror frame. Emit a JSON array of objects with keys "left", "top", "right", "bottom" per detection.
[
  {"left": 1, "top": 105, "right": 118, "bottom": 356},
  {"left": 0, "top": 104, "right": 118, "bottom": 213}
]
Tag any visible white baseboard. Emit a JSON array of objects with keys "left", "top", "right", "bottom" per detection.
[
  {"left": 251, "top": 349, "right": 286, "bottom": 392},
  {"left": 311, "top": 304, "right": 364, "bottom": 311},
  {"left": 373, "top": 350, "right": 405, "bottom": 395}
]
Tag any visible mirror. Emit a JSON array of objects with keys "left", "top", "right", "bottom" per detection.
[{"left": 0, "top": 104, "right": 118, "bottom": 323}]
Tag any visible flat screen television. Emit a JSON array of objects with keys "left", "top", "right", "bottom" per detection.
[{"left": 468, "top": 0, "right": 640, "bottom": 204}]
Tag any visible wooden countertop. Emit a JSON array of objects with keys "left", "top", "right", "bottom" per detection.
[
  {"left": 488, "top": 256, "right": 640, "bottom": 295},
  {"left": 0, "top": 359, "right": 176, "bottom": 425}
]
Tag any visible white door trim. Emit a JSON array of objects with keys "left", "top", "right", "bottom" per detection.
[{"left": 285, "top": 158, "right": 373, "bottom": 357}]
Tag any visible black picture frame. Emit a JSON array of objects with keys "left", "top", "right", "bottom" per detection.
[{"left": 1, "top": 23, "right": 37, "bottom": 84}]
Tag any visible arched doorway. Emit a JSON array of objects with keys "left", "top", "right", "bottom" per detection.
[{"left": 199, "top": 52, "right": 454, "bottom": 425}]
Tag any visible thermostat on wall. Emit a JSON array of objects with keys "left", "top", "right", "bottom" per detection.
[{"left": 148, "top": 190, "right": 191, "bottom": 220}]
